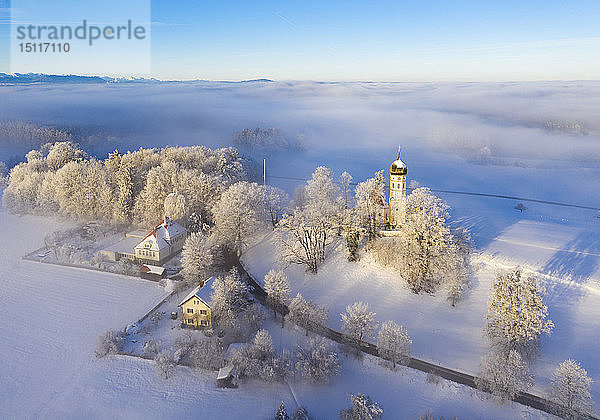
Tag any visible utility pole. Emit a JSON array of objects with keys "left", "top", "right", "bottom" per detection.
[{"left": 263, "top": 158, "right": 266, "bottom": 185}]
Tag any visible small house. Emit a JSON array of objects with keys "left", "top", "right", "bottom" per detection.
[
  {"left": 217, "top": 342, "right": 244, "bottom": 388},
  {"left": 178, "top": 277, "right": 214, "bottom": 328},
  {"left": 140, "top": 264, "right": 166, "bottom": 281}
]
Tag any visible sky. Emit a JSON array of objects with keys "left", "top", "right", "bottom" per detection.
[{"left": 1, "top": 0, "right": 599, "bottom": 81}]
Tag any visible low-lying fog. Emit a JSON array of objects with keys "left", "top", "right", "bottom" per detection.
[{"left": 1, "top": 80, "right": 599, "bottom": 208}]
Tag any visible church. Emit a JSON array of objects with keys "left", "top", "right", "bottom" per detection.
[{"left": 378, "top": 146, "right": 408, "bottom": 232}]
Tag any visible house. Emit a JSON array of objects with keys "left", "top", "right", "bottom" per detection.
[
  {"left": 140, "top": 264, "right": 166, "bottom": 281},
  {"left": 134, "top": 216, "right": 187, "bottom": 266},
  {"left": 178, "top": 277, "right": 213, "bottom": 328}
]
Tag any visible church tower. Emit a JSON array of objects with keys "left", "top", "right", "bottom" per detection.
[{"left": 389, "top": 146, "right": 407, "bottom": 228}]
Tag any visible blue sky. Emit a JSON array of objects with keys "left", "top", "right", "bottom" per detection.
[{"left": 1, "top": 0, "right": 599, "bottom": 80}]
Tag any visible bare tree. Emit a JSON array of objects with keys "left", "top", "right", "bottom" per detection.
[
  {"left": 263, "top": 185, "right": 289, "bottom": 228},
  {"left": 296, "top": 337, "right": 341, "bottom": 384},
  {"left": 277, "top": 167, "right": 341, "bottom": 273},
  {"left": 94, "top": 330, "right": 125, "bottom": 358},
  {"left": 286, "top": 293, "right": 329, "bottom": 336},
  {"left": 155, "top": 350, "right": 176, "bottom": 379}
]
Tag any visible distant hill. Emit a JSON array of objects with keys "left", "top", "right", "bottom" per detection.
[{"left": 0, "top": 73, "right": 274, "bottom": 85}]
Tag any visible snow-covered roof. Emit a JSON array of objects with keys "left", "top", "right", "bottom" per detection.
[
  {"left": 140, "top": 264, "right": 165, "bottom": 275},
  {"left": 178, "top": 277, "right": 214, "bottom": 307},
  {"left": 102, "top": 236, "right": 142, "bottom": 254},
  {"left": 390, "top": 146, "right": 407, "bottom": 175},
  {"left": 216, "top": 364, "right": 234, "bottom": 380},
  {"left": 135, "top": 217, "right": 186, "bottom": 252}
]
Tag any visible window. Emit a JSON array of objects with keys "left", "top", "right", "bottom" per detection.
[
  {"left": 200, "top": 320, "right": 208, "bottom": 326},
  {"left": 187, "top": 308, "right": 194, "bottom": 314},
  {"left": 195, "top": 300, "right": 199, "bottom": 305},
  {"left": 199, "top": 309, "right": 207, "bottom": 315},
  {"left": 187, "top": 319, "right": 194, "bottom": 324}
]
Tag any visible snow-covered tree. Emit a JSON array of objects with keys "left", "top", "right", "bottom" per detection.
[
  {"left": 304, "top": 166, "right": 342, "bottom": 220},
  {"left": 188, "top": 337, "right": 226, "bottom": 371},
  {"left": 291, "top": 407, "right": 311, "bottom": 420},
  {"left": 395, "top": 187, "right": 451, "bottom": 293},
  {"left": 486, "top": 269, "right": 554, "bottom": 355},
  {"left": 277, "top": 167, "right": 341, "bottom": 273},
  {"left": 186, "top": 212, "right": 203, "bottom": 233},
  {"left": 235, "top": 303, "right": 266, "bottom": 341},
  {"left": 275, "top": 402, "right": 289, "bottom": 420},
  {"left": 0, "top": 161, "right": 8, "bottom": 187},
  {"left": 142, "top": 338, "right": 159, "bottom": 357},
  {"left": 475, "top": 350, "right": 534, "bottom": 401},
  {"left": 548, "top": 359, "right": 595, "bottom": 418},
  {"left": 210, "top": 268, "right": 250, "bottom": 330},
  {"left": 345, "top": 225, "right": 360, "bottom": 262},
  {"left": 296, "top": 337, "right": 341, "bottom": 384},
  {"left": 377, "top": 320, "right": 412, "bottom": 368},
  {"left": 339, "top": 393, "right": 383, "bottom": 420},
  {"left": 354, "top": 171, "right": 386, "bottom": 240},
  {"left": 231, "top": 329, "right": 279, "bottom": 382},
  {"left": 115, "top": 161, "right": 134, "bottom": 222},
  {"left": 45, "top": 141, "right": 86, "bottom": 171},
  {"left": 286, "top": 293, "right": 329, "bottom": 336},
  {"left": 262, "top": 185, "right": 289, "bottom": 228},
  {"left": 181, "top": 232, "right": 220, "bottom": 285},
  {"left": 340, "top": 171, "right": 353, "bottom": 209},
  {"left": 264, "top": 269, "right": 291, "bottom": 322},
  {"left": 341, "top": 302, "right": 378, "bottom": 343},
  {"left": 164, "top": 191, "right": 186, "bottom": 221},
  {"left": 368, "top": 188, "right": 471, "bottom": 297},
  {"left": 155, "top": 350, "right": 176, "bottom": 379},
  {"left": 94, "top": 329, "right": 125, "bottom": 358},
  {"left": 212, "top": 181, "right": 267, "bottom": 258},
  {"left": 445, "top": 227, "right": 473, "bottom": 306}
]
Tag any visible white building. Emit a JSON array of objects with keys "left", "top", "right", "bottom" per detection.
[
  {"left": 101, "top": 216, "right": 187, "bottom": 265},
  {"left": 134, "top": 216, "right": 187, "bottom": 265}
]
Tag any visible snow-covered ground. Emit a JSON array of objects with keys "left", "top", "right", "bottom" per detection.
[
  {"left": 0, "top": 198, "right": 553, "bottom": 419},
  {"left": 242, "top": 208, "right": 600, "bottom": 406},
  {"left": 0, "top": 207, "right": 168, "bottom": 418}
]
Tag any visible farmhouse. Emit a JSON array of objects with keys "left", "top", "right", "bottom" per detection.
[
  {"left": 179, "top": 277, "right": 213, "bottom": 328},
  {"left": 134, "top": 216, "right": 187, "bottom": 265},
  {"left": 100, "top": 217, "right": 187, "bottom": 266}
]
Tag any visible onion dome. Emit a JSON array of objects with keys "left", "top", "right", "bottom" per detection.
[{"left": 390, "top": 146, "right": 407, "bottom": 175}]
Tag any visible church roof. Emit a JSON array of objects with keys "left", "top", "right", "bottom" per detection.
[{"left": 390, "top": 146, "right": 407, "bottom": 175}]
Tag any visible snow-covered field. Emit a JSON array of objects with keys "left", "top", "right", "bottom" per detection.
[
  {"left": 0, "top": 207, "right": 167, "bottom": 418},
  {"left": 0, "top": 201, "right": 547, "bottom": 419},
  {"left": 242, "top": 208, "right": 600, "bottom": 406}
]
